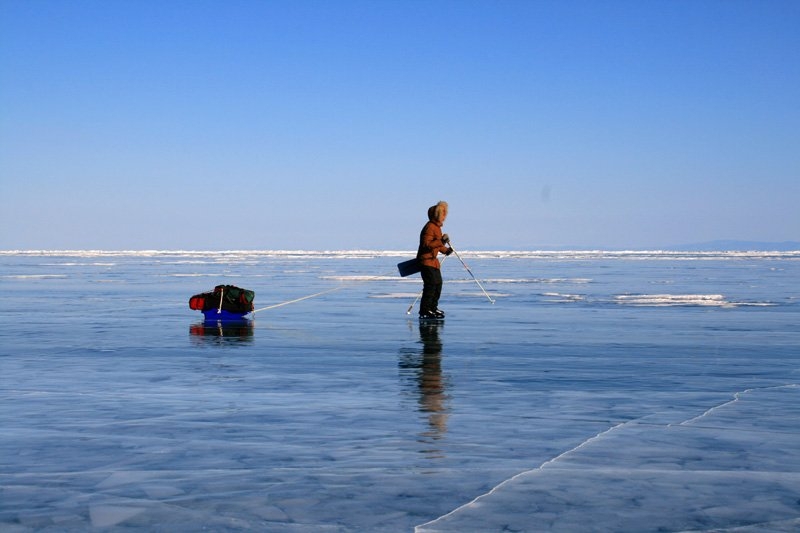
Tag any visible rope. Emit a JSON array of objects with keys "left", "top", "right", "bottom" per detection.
[
  {"left": 251, "top": 286, "right": 345, "bottom": 313},
  {"left": 251, "top": 269, "right": 396, "bottom": 314},
  {"left": 248, "top": 249, "right": 492, "bottom": 316}
]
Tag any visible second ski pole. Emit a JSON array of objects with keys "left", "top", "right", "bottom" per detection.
[{"left": 450, "top": 246, "right": 495, "bottom": 304}]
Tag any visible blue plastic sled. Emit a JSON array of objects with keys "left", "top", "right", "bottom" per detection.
[{"left": 202, "top": 309, "right": 251, "bottom": 321}]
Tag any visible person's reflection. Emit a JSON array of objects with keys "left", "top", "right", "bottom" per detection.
[{"left": 399, "top": 321, "right": 449, "bottom": 455}]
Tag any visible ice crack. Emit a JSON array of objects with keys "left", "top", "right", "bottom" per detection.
[
  {"left": 414, "top": 420, "right": 632, "bottom": 532},
  {"left": 416, "top": 384, "right": 799, "bottom": 532},
  {"left": 674, "top": 383, "right": 798, "bottom": 427}
]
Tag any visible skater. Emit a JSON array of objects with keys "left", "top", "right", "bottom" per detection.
[{"left": 416, "top": 201, "right": 453, "bottom": 319}]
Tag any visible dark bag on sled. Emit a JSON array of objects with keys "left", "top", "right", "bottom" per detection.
[{"left": 189, "top": 285, "right": 255, "bottom": 313}]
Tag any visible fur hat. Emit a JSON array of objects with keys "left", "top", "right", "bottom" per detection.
[{"left": 428, "top": 201, "right": 448, "bottom": 223}]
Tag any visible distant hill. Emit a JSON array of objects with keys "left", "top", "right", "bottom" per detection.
[{"left": 665, "top": 240, "right": 800, "bottom": 252}]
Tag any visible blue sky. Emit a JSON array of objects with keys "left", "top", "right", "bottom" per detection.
[{"left": 1, "top": 0, "right": 798, "bottom": 250}]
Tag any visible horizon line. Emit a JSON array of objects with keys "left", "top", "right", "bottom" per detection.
[{"left": 2, "top": 248, "right": 799, "bottom": 255}]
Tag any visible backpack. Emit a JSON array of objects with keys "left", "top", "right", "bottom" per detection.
[{"left": 189, "top": 285, "right": 255, "bottom": 313}]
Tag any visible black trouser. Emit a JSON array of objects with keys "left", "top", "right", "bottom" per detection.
[{"left": 420, "top": 265, "right": 443, "bottom": 314}]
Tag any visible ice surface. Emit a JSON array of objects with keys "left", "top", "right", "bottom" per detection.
[
  {"left": 1, "top": 251, "right": 798, "bottom": 531},
  {"left": 417, "top": 385, "right": 800, "bottom": 532}
]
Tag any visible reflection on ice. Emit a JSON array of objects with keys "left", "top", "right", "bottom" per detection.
[
  {"left": 399, "top": 322, "right": 450, "bottom": 456},
  {"left": 189, "top": 320, "right": 254, "bottom": 344}
]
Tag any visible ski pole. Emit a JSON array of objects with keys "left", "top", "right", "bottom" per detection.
[
  {"left": 406, "top": 290, "right": 422, "bottom": 315},
  {"left": 450, "top": 247, "right": 495, "bottom": 304}
]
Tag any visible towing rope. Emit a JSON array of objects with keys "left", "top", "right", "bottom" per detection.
[
  {"left": 250, "top": 270, "right": 396, "bottom": 314},
  {"left": 251, "top": 286, "right": 345, "bottom": 313}
]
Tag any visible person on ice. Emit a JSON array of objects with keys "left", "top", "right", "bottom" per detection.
[{"left": 416, "top": 201, "right": 453, "bottom": 319}]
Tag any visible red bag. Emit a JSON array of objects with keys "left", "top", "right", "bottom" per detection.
[{"left": 189, "top": 295, "right": 206, "bottom": 310}]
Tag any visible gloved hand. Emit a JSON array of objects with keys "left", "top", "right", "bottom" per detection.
[
  {"left": 444, "top": 247, "right": 454, "bottom": 256},
  {"left": 441, "top": 233, "right": 450, "bottom": 244}
]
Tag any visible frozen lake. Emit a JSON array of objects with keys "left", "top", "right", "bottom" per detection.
[{"left": 1, "top": 250, "right": 799, "bottom": 531}]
